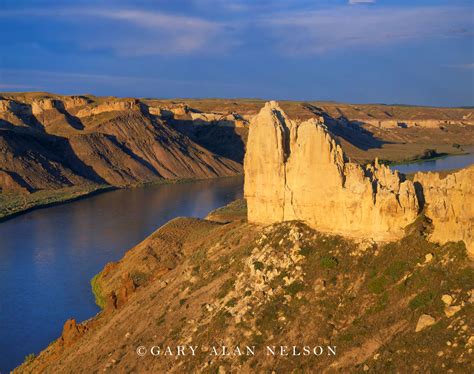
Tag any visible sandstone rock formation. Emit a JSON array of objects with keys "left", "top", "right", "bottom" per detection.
[
  {"left": 414, "top": 166, "right": 474, "bottom": 257},
  {"left": 245, "top": 101, "right": 474, "bottom": 254},
  {"left": 75, "top": 99, "right": 142, "bottom": 117},
  {"left": 245, "top": 101, "right": 419, "bottom": 241},
  {"left": 190, "top": 112, "right": 248, "bottom": 128},
  {"left": 362, "top": 118, "right": 474, "bottom": 129},
  {"left": 0, "top": 96, "right": 242, "bottom": 191}
]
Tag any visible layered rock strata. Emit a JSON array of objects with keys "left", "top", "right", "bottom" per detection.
[
  {"left": 245, "top": 101, "right": 474, "bottom": 254},
  {"left": 415, "top": 167, "right": 474, "bottom": 257},
  {"left": 244, "top": 101, "right": 419, "bottom": 241},
  {"left": 0, "top": 96, "right": 242, "bottom": 191}
]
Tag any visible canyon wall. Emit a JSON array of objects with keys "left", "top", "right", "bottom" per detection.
[
  {"left": 244, "top": 101, "right": 419, "bottom": 241},
  {"left": 245, "top": 102, "right": 473, "bottom": 255},
  {"left": 0, "top": 96, "right": 242, "bottom": 192},
  {"left": 415, "top": 167, "right": 474, "bottom": 257}
]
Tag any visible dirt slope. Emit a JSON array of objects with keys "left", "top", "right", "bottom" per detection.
[
  {"left": 2, "top": 93, "right": 474, "bottom": 194},
  {"left": 16, "top": 202, "right": 473, "bottom": 373},
  {"left": 0, "top": 94, "right": 242, "bottom": 193}
]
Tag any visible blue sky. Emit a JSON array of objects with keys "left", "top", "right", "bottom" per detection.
[{"left": 0, "top": 0, "right": 473, "bottom": 106}]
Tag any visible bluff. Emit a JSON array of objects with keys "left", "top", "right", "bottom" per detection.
[
  {"left": 415, "top": 166, "right": 474, "bottom": 257},
  {"left": 0, "top": 95, "right": 242, "bottom": 192},
  {"left": 244, "top": 101, "right": 419, "bottom": 241},
  {"left": 14, "top": 201, "right": 474, "bottom": 373}
]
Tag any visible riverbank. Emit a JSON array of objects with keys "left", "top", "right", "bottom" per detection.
[
  {"left": 0, "top": 176, "right": 244, "bottom": 372},
  {"left": 16, "top": 199, "right": 473, "bottom": 373},
  {"left": 0, "top": 175, "right": 244, "bottom": 223},
  {"left": 0, "top": 185, "right": 115, "bottom": 223},
  {"left": 381, "top": 148, "right": 467, "bottom": 166}
]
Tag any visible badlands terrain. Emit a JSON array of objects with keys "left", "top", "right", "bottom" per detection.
[
  {"left": 15, "top": 103, "right": 474, "bottom": 373},
  {"left": 1, "top": 92, "right": 473, "bottom": 219}
]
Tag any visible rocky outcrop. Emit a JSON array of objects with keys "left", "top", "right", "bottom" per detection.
[
  {"left": 414, "top": 166, "right": 474, "bottom": 257},
  {"left": 15, "top": 214, "right": 474, "bottom": 373},
  {"left": 75, "top": 99, "right": 142, "bottom": 117},
  {"left": 362, "top": 119, "right": 474, "bottom": 129},
  {"left": 245, "top": 102, "right": 420, "bottom": 241},
  {"left": 63, "top": 96, "right": 91, "bottom": 110},
  {"left": 31, "top": 98, "right": 58, "bottom": 115},
  {"left": 59, "top": 319, "right": 88, "bottom": 347},
  {"left": 0, "top": 96, "right": 242, "bottom": 192},
  {"left": 245, "top": 101, "right": 474, "bottom": 252},
  {"left": 190, "top": 112, "right": 248, "bottom": 128}
]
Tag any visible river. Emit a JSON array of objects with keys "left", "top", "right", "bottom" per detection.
[
  {"left": 0, "top": 177, "right": 243, "bottom": 372},
  {"left": 391, "top": 148, "right": 474, "bottom": 174},
  {"left": 1, "top": 149, "right": 474, "bottom": 372}
]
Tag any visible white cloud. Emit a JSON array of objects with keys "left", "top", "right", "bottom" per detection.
[
  {"left": 0, "top": 4, "right": 472, "bottom": 57},
  {"left": 446, "top": 63, "right": 474, "bottom": 70},
  {"left": 0, "top": 84, "right": 38, "bottom": 90},
  {"left": 80, "top": 9, "right": 226, "bottom": 55},
  {"left": 263, "top": 6, "right": 473, "bottom": 55},
  {"left": 0, "top": 8, "right": 229, "bottom": 55},
  {"left": 349, "top": 0, "right": 376, "bottom": 4}
]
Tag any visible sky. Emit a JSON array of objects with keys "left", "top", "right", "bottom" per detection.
[{"left": 0, "top": 0, "right": 473, "bottom": 106}]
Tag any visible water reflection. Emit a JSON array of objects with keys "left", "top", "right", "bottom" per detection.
[
  {"left": 391, "top": 150, "right": 474, "bottom": 174},
  {"left": 0, "top": 177, "right": 243, "bottom": 372}
]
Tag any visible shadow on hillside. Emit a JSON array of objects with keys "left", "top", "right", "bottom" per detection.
[
  {"left": 55, "top": 101, "right": 85, "bottom": 130},
  {"left": 169, "top": 119, "right": 246, "bottom": 163},
  {"left": 303, "top": 103, "right": 392, "bottom": 151}
]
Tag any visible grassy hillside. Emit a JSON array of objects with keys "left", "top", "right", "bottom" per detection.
[{"left": 16, "top": 201, "right": 473, "bottom": 373}]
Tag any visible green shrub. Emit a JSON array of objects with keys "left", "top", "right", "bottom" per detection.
[
  {"left": 23, "top": 353, "right": 36, "bottom": 365},
  {"left": 320, "top": 256, "right": 338, "bottom": 269},
  {"left": 286, "top": 281, "right": 305, "bottom": 296},
  {"left": 385, "top": 261, "right": 409, "bottom": 281},
  {"left": 90, "top": 273, "right": 106, "bottom": 309},
  {"left": 130, "top": 271, "right": 149, "bottom": 286},
  {"left": 367, "top": 276, "right": 387, "bottom": 294},
  {"left": 409, "top": 291, "right": 435, "bottom": 310}
]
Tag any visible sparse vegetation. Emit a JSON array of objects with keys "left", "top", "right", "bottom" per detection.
[
  {"left": 22, "top": 353, "right": 36, "bottom": 365},
  {"left": 130, "top": 271, "right": 149, "bottom": 287},
  {"left": 0, "top": 185, "right": 112, "bottom": 221},
  {"left": 90, "top": 273, "right": 106, "bottom": 309},
  {"left": 20, "top": 207, "right": 474, "bottom": 373},
  {"left": 409, "top": 291, "right": 436, "bottom": 310},
  {"left": 320, "top": 255, "right": 339, "bottom": 269}
]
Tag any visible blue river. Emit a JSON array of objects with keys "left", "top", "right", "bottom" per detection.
[
  {"left": 0, "top": 177, "right": 243, "bottom": 372},
  {"left": 1, "top": 149, "right": 473, "bottom": 372}
]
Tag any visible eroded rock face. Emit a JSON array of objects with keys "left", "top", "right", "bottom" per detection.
[
  {"left": 245, "top": 101, "right": 419, "bottom": 241},
  {"left": 414, "top": 167, "right": 474, "bottom": 257},
  {"left": 31, "top": 98, "right": 58, "bottom": 115},
  {"left": 75, "top": 99, "right": 142, "bottom": 117},
  {"left": 59, "top": 319, "right": 88, "bottom": 347},
  {"left": 363, "top": 119, "right": 474, "bottom": 129},
  {"left": 0, "top": 169, "right": 31, "bottom": 193}
]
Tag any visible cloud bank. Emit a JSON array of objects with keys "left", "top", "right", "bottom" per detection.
[{"left": 0, "top": 4, "right": 472, "bottom": 56}]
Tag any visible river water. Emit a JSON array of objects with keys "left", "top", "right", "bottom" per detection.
[
  {"left": 1, "top": 150, "right": 474, "bottom": 372},
  {"left": 0, "top": 177, "right": 243, "bottom": 372},
  {"left": 391, "top": 149, "right": 474, "bottom": 174}
]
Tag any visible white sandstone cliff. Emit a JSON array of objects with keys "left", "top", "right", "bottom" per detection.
[
  {"left": 415, "top": 167, "right": 474, "bottom": 257},
  {"left": 244, "top": 101, "right": 419, "bottom": 241}
]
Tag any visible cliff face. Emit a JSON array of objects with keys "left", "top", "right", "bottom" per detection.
[
  {"left": 0, "top": 96, "right": 242, "bottom": 192},
  {"left": 245, "top": 102, "right": 419, "bottom": 241},
  {"left": 415, "top": 166, "right": 474, "bottom": 257}
]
